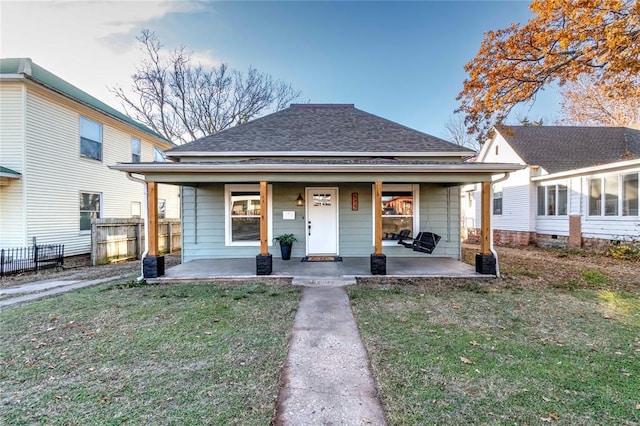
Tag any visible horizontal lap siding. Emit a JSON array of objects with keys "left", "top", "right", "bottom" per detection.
[
  {"left": 23, "top": 90, "right": 179, "bottom": 256},
  {"left": 182, "top": 183, "right": 462, "bottom": 260},
  {"left": 0, "top": 84, "right": 26, "bottom": 247},
  {"left": 582, "top": 219, "right": 639, "bottom": 240}
]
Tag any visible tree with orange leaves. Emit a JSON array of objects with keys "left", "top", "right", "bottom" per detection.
[{"left": 457, "top": 0, "right": 639, "bottom": 140}]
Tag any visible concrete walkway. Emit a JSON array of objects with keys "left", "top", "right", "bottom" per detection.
[
  {"left": 275, "top": 279, "right": 387, "bottom": 425},
  {"left": 0, "top": 275, "right": 129, "bottom": 309}
]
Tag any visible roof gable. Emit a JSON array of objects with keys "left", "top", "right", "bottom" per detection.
[
  {"left": 496, "top": 126, "right": 640, "bottom": 173},
  {"left": 168, "top": 104, "right": 474, "bottom": 157},
  {"left": 0, "top": 57, "right": 173, "bottom": 146}
]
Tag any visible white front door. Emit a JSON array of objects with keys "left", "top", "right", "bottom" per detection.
[{"left": 306, "top": 187, "right": 339, "bottom": 255}]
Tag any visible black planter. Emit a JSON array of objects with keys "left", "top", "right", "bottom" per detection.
[{"left": 279, "top": 243, "right": 293, "bottom": 260}]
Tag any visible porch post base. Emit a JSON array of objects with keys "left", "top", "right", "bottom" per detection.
[
  {"left": 370, "top": 253, "right": 386, "bottom": 275},
  {"left": 475, "top": 253, "right": 496, "bottom": 275},
  {"left": 143, "top": 255, "right": 165, "bottom": 278},
  {"left": 256, "top": 254, "right": 272, "bottom": 275}
]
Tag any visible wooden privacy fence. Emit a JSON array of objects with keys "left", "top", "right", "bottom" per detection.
[{"left": 91, "top": 218, "right": 181, "bottom": 265}]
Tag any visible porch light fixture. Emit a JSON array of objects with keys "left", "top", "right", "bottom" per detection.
[{"left": 296, "top": 193, "right": 304, "bottom": 206}]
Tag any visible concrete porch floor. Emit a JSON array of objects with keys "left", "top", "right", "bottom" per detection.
[{"left": 156, "top": 256, "right": 486, "bottom": 281}]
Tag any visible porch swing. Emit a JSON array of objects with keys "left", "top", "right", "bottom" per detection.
[{"left": 393, "top": 213, "right": 441, "bottom": 254}]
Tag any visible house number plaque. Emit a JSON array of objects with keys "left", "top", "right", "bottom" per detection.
[{"left": 352, "top": 192, "right": 358, "bottom": 211}]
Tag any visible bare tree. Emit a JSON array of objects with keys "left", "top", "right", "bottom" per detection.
[
  {"left": 110, "top": 30, "right": 301, "bottom": 144},
  {"left": 444, "top": 115, "right": 481, "bottom": 152}
]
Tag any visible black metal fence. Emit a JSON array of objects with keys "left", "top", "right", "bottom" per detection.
[{"left": 0, "top": 244, "right": 65, "bottom": 277}]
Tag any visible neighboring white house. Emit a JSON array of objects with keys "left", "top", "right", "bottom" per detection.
[
  {"left": 0, "top": 58, "right": 180, "bottom": 256},
  {"left": 463, "top": 126, "right": 640, "bottom": 248}
]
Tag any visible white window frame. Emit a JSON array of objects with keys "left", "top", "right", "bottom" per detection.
[
  {"left": 224, "top": 184, "right": 273, "bottom": 247},
  {"left": 79, "top": 191, "right": 102, "bottom": 233},
  {"left": 536, "top": 183, "right": 568, "bottom": 216},
  {"left": 492, "top": 189, "right": 503, "bottom": 216},
  {"left": 132, "top": 137, "right": 141, "bottom": 163},
  {"left": 80, "top": 116, "right": 102, "bottom": 161},
  {"left": 153, "top": 147, "right": 166, "bottom": 162},
  {"left": 372, "top": 184, "right": 420, "bottom": 246},
  {"left": 588, "top": 172, "right": 639, "bottom": 218},
  {"left": 158, "top": 198, "right": 166, "bottom": 219}
]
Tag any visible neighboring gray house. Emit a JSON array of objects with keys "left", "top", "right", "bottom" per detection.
[
  {"left": 114, "top": 104, "right": 521, "bottom": 277},
  {"left": 463, "top": 126, "right": 640, "bottom": 248}
]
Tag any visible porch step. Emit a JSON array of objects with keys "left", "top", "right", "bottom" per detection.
[{"left": 291, "top": 276, "right": 357, "bottom": 287}]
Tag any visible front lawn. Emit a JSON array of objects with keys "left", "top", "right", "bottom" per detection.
[
  {"left": 0, "top": 280, "right": 299, "bottom": 425},
  {"left": 350, "top": 282, "right": 640, "bottom": 425}
]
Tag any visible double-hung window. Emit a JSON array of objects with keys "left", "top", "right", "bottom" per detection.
[
  {"left": 225, "top": 184, "right": 272, "bottom": 246},
  {"left": 80, "top": 192, "right": 101, "bottom": 232},
  {"left": 378, "top": 184, "right": 419, "bottom": 242},
  {"left": 153, "top": 147, "right": 166, "bottom": 162},
  {"left": 132, "top": 137, "right": 141, "bottom": 163},
  {"left": 537, "top": 184, "right": 567, "bottom": 216},
  {"left": 590, "top": 173, "right": 640, "bottom": 216},
  {"left": 493, "top": 189, "right": 503, "bottom": 215},
  {"left": 80, "top": 116, "right": 102, "bottom": 161}
]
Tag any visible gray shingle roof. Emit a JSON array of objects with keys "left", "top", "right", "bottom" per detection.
[
  {"left": 169, "top": 104, "right": 471, "bottom": 155},
  {"left": 0, "top": 58, "right": 174, "bottom": 146},
  {"left": 498, "top": 126, "right": 640, "bottom": 173}
]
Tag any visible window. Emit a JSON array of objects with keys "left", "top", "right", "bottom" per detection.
[
  {"left": 153, "top": 147, "right": 166, "bottom": 162},
  {"left": 537, "top": 184, "right": 568, "bottom": 216},
  {"left": 589, "top": 173, "right": 639, "bottom": 216},
  {"left": 158, "top": 199, "right": 166, "bottom": 219},
  {"left": 589, "top": 178, "right": 602, "bottom": 216},
  {"left": 79, "top": 192, "right": 101, "bottom": 231},
  {"left": 493, "top": 190, "right": 502, "bottom": 215},
  {"left": 623, "top": 173, "right": 639, "bottom": 216},
  {"left": 225, "top": 185, "right": 272, "bottom": 245},
  {"left": 80, "top": 116, "right": 102, "bottom": 161},
  {"left": 131, "top": 201, "right": 141, "bottom": 217},
  {"left": 132, "top": 137, "right": 141, "bottom": 163},
  {"left": 381, "top": 188, "right": 415, "bottom": 240}
]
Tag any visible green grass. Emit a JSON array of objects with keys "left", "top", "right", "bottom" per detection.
[
  {"left": 1, "top": 280, "right": 299, "bottom": 425},
  {"left": 349, "top": 282, "right": 640, "bottom": 425}
]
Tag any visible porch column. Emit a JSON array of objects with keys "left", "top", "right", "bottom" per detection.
[
  {"left": 256, "top": 180, "right": 272, "bottom": 275},
  {"left": 476, "top": 181, "right": 496, "bottom": 275},
  {"left": 370, "top": 181, "right": 386, "bottom": 275},
  {"left": 143, "top": 181, "right": 165, "bottom": 278}
]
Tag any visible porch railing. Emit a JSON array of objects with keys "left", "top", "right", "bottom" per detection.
[{"left": 0, "top": 244, "right": 65, "bottom": 277}]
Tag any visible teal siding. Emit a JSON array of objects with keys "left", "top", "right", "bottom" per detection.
[{"left": 182, "top": 183, "right": 462, "bottom": 261}]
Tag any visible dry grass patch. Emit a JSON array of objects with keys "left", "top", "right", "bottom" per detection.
[
  {"left": 350, "top": 282, "right": 639, "bottom": 425},
  {"left": 1, "top": 280, "right": 299, "bottom": 425}
]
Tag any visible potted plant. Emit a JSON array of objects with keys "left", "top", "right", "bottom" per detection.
[{"left": 274, "top": 233, "right": 297, "bottom": 260}]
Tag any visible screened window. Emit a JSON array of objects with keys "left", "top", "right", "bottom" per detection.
[
  {"left": 80, "top": 192, "right": 101, "bottom": 231},
  {"left": 493, "top": 191, "right": 503, "bottom": 215},
  {"left": 153, "top": 147, "right": 166, "bottom": 162},
  {"left": 604, "top": 176, "right": 618, "bottom": 216},
  {"left": 381, "top": 190, "right": 414, "bottom": 240},
  {"left": 80, "top": 116, "right": 102, "bottom": 161},
  {"left": 132, "top": 137, "right": 141, "bottom": 163},
  {"left": 589, "top": 178, "right": 602, "bottom": 216},
  {"left": 538, "top": 184, "right": 567, "bottom": 216},
  {"left": 623, "top": 173, "right": 639, "bottom": 216},
  {"left": 225, "top": 185, "right": 272, "bottom": 245}
]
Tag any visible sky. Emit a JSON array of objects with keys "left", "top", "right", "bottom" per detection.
[{"left": 0, "top": 0, "right": 563, "bottom": 141}]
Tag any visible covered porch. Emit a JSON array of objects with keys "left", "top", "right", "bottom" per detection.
[{"left": 155, "top": 255, "right": 482, "bottom": 281}]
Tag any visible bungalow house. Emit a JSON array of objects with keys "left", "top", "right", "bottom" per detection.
[
  {"left": 463, "top": 126, "right": 640, "bottom": 249},
  {"left": 112, "top": 104, "right": 522, "bottom": 277},
  {"left": 0, "top": 58, "right": 180, "bottom": 256}
]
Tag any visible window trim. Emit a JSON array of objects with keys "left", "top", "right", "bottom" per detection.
[
  {"left": 537, "top": 183, "right": 568, "bottom": 217},
  {"left": 372, "top": 184, "right": 420, "bottom": 246},
  {"left": 153, "top": 146, "right": 166, "bottom": 162},
  {"left": 79, "top": 191, "right": 102, "bottom": 234},
  {"left": 588, "top": 172, "right": 640, "bottom": 217},
  {"left": 79, "top": 116, "right": 103, "bottom": 162},
  {"left": 224, "top": 184, "right": 273, "bottom": 247},
  {"left": 492, "top": 189, "right": 503, "bottom": 216},
  {"left": 132, "top": 137, "right": 141, "bottom": 163}
]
